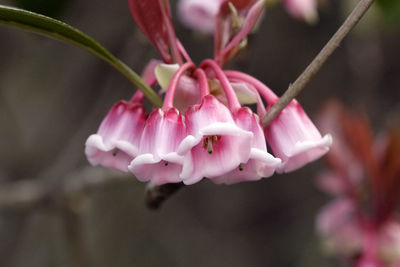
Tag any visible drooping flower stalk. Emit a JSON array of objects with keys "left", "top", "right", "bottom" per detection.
[
  {"left": 200, "top": 59, "right": 241, "bottom": 111},
  {"left": 224, "top": 70, "right": 279, "bottom": 105},
  {"left": 193, "top": 68, "right": 210, "bottom": 97},
  {"left": 162, "top": 62, "right": 196, "bottom": 108}
]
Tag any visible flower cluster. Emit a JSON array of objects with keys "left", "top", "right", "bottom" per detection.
[
  {"left": 315, "top": 101, "right": 400, "bottom": 267},
  {"left": 85, "top": 0, "right": 331, "bottom": 185}
]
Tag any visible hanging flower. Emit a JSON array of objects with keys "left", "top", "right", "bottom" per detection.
[
  {"left": 129, "top": 107, "right": 186, "bottom": 185},
  {"left": 265, "top": 100, "right": 332, "bottom": 173},
  {"left": 177, "top": 0, "right": 224, "bottom": 34},
  {"left": 85, "top": 92, "right": 146, "bottom": 172},
  {"left": 129, "top": 63, "right": 195, "bottom": 185},
  {"left": 177, "top": 94, "right": 254, "bottom": 184},
  {"left": 212, "top": 106, "right": 281, "bottom": 184},
  {"left": 283, "top": 0, "right": 318, "bottom": 24},
  {"left": 224, "top": 70, "right": 332, "bottom": 173}
]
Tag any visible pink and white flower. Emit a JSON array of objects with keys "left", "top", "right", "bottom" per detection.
[
  {"left": 177, "top": 0, "right": 224, "bottom": 34},
  {"left": 265, "top": 100, "right": 332, "bottom": 173},
  {"left": 177, "top": 95, "right": 253, "bottom": 185},
  {"left": 85, "top": 95, "right": 146, "bottom": 172},
  {"left": 316, "top": 198, "right": 363, "bottom": 256},
  {"left": 129, "top": 107, "right": 186, "bottom": 185},
  {"left": 213, "top": 107, "right": 281, "bottom": 184},
  {"left": 283, "top": 0, "right": 318, "bottom": 23}
]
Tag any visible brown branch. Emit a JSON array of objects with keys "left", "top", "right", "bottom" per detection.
[{"left": 261, "top": 0, "right": 375, "bottom": 126}]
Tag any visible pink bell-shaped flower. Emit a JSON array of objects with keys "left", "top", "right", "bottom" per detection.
[
  {"left": 128, "top": 108, "right": 186, "bottom": 185},
  {"left": 85, "top": 95, "right": 146, "bottom": 172},
  {"left": 178, "top": 95, "right": 253, "bottom": 185},
  {"left": 265, "top": 100, "right": 332, "bottom": 173},
  {"left": 177, "top": 0, "right": 223, "bottom": 34},
  {"left": 213, "top": 107, "right": 281, "bottom": 184},
  {"left": 283, "top": 0, "right": 318, "bottom": 24},
  {"left": 129, "top": 62, "right": 195, "bottom": 185}
]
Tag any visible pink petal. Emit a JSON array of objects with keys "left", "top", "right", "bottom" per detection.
[
  {"left": 265, "top": 100, "right": 332, "bottom": 173},
  {"left": 178, "top": 95, "right": 253, "bottom": 184},
  {"left": 316, "top": 198, "right": 363, "bottom": 256},
  {"left": 85, "top": 100, "right": 146, "bottom": 172},
  {"left": 283, "top": 0, "right": 318, "bottom": 23},
  {"left": 212, "top": 107, "right": 281, "bottom": 184},
  {"left": 177, "top": 0, "right": 223, "bottom": 34},
  {"left": 129, "top": 108, "right": 186, "bottom": 185},
  {"left": 378, "top": 221, "right": 400, "bottom": 264}
]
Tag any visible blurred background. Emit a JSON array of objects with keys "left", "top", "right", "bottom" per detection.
[{"left": 0, "top": 0, "right": 399, "bottom": 266}]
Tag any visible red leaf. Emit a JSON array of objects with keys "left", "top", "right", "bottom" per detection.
[{"left": 128, "top": 0, "right": 175, "bottom": 63}]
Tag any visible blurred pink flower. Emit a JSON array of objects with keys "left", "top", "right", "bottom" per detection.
[
  {"left": 177, "top": 0, "right": 224, "bottom": 34},
  {"left": 315, "top": 100, "right": 400, "bottom": 266},
  {"left": 283, "top": 0, "right": 318, "bottom": 23}
]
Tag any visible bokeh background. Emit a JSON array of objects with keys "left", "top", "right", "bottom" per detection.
[{"left": 0, "top": 0, "right": 399, "bottom": 266}]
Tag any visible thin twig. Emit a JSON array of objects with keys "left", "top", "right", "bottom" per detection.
[{"left": 261, "top": 0, "right": 375, "bottom": 127}]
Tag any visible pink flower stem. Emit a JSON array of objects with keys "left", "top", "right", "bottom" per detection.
[
  {"left": 162, "top": 62, "right": 196, "bottom": 109},
  {"left": 214, "top": 0, "right": 265, "bottom": 66},
  {"left": 194, "top": 68, "right": 210, "bottom": 98},
  {"left": 226, "top": 76, "right": 267, "bottom": 117},
  {"left": 158, "top": 0, "right": 183, "bottom": 65},
  {"left": 224, "top": 70, "right": 279, "bottom": 105},
  {"left": 200, "top": 59, "right": 241, "bottom": 111},
  {"left": 129, "top": 90, "right": 145, "bottom": 103},
  {"left": 177, "top": 40, "right": 194, "bottom": 64}
]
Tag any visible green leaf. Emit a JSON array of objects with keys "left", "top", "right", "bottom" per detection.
[{"left": 0, "top": 4, "right": 162, "bottom": 107}]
